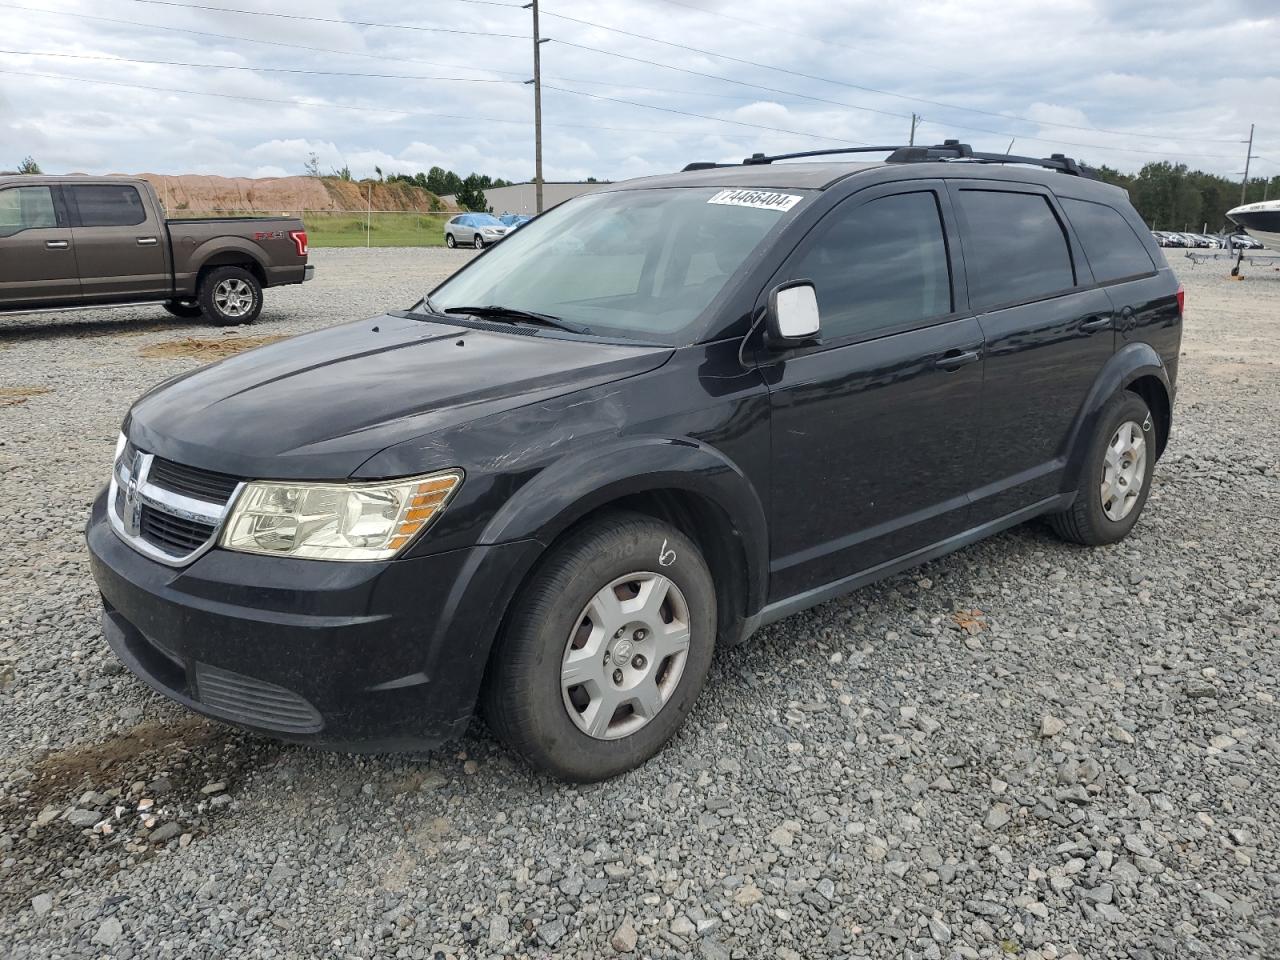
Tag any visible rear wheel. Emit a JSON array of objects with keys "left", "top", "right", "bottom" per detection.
[
  {"left": 1049, "top": 391, "right": 1154, "bottom": 545},
  {"left": 445, "top": 233, "right": 457, "bottom": 248},
  {"left": 162, "top": 300, "right": 202, "bottom": 319},
  {"left": 198, "top": 266, "right": 262, "bottom": 326},
  {"left": 483, "top": 512, "right": 716, "bottom": 781}
]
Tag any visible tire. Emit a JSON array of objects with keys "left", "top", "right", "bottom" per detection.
[
  {"left": 446, "top": 233, "right": 456, "bottom": 248},
  {"left": 483, "top": 511, "right": 717, "bottom": 781},
  {"left": 473, "top": 234, "right": 485, "bottom": 249},
  {"left": 1048, "top": 391, "right": 1154, "bottom": 546},
  {"left": 197, "top": 266, "right": 263, "bottom": 326},
  {"left": 162, "top": 300, "right": 202, "bottom": 319}
]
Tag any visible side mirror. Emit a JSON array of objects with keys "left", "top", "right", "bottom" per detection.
[{"left": 766, "top": 280, "right": 821, "bottom": 348}]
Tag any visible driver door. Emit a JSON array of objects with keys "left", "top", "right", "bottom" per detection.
[{"left": 761, "top": 182, "right": 985, "bottom": 601}]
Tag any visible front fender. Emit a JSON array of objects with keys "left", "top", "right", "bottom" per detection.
[
  {"left": 478, "top": 436, "right": 770, "bottom": 617},
  {"left": 1062, "top": 340, "right": 1171, "bottom": 489}
]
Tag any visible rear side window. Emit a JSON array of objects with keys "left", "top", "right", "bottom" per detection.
[
  {"left": 957, "top": 189, "right": 1075, "bottom": 309},
  {"left": 789, "top": 191, "right": 952, "bottom": 341},
  {"left": 68, "top": 183, "right": 147, "bottom": 227},
  {"left": 1060, "top": 197, "right": 1156, "bottom": 283},
  {"left": 0, "top": 186, "right": 57, "bottom": 236}
]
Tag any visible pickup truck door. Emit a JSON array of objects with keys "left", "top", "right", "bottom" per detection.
[
  {"left": 0, "top": 183, "right": 81, "bottom": 308},
  {"left": 64, "top": 182, "right": 171, "bottom": 302}
]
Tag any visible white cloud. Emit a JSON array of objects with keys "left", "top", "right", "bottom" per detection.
[{"left": 0, "top": 0, "right": 1274, "bottom": 182}]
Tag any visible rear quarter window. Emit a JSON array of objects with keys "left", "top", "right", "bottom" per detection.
[
  {"left": 1060, "top": 197, "right": 1157, "bottom": 283},
  {"left": 956, "top": 189, "right": 1075, "bottom": 309}
]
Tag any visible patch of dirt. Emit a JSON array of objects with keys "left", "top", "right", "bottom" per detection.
[
  {"left": 139, "top": 335, "right": 289, "bottom": 361},
  {"left": 26, "top": 716, "right": 220, "bottom": 802},
  {"left": 0, "top": 386, "right": 51, "bottom": 406},
  {"left": 1, "top": 716, "right": 283, "bottom": 908}
]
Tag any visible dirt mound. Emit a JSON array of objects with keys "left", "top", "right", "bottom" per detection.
[{"left": 134, "top": 174, "right": 450, "bottom": 215}]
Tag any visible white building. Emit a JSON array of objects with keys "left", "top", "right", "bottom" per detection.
[{"left": 442, "top": 181, "right": 609, "bottom": 215}]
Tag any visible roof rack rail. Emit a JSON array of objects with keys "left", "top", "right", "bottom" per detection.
[{"left": 688, "top": 140, "right": 1095, "bottom": 178}]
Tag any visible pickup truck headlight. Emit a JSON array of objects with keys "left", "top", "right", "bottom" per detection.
[{"left": 220, "top": 470, "right": 462, "bottom": 561}]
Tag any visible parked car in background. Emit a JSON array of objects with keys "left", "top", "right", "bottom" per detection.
[
  {"left": 499, "top": 214, "right": 533, "bottom": 230},
  {"left": 0, "top": 175, "right": 311, "bottom": 325},
  {"left": 88, "top": 142, "right": 1182, "bottom": 781},
  {"left": 444, "top": 213, "right": 510, "bottom": 249},
  {"left": 1227, "top": 233, "right": 1264, "bottom": 250}
]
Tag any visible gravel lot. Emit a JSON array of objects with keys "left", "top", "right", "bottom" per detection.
[{"left": 1, "top": 248, "right": 1277, "bottom": 959}]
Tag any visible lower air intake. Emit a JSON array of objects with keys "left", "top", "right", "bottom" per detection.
[{"left": 194, "top": 662, "right": 323, "bottom": 734}]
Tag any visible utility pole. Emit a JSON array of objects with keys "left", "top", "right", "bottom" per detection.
[
  {"left": 908, "top": 113, "right": 919, "bottom": 146},
  {"left": 525, "top": 0, "right": 547, "bottom": 214},
  {"left": 1240, "top": 123, "right": 1255, "bottom": 206}
]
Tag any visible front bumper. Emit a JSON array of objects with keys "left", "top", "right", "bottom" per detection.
[{"left": 86, "top": 490, "right": 540, "bottom": 751}]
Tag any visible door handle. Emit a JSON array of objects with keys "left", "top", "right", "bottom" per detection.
[
  {"left": 45, "top": 240, "right": 69, "bottom": 249},
  {"left": 136, "top": 237, "right": 158, "bottom": 246},
  {"left": 934, "top": 348, "right": 981, "bottom": 371},
  {"left": 1081, "top": 314, "right": 1113, "bottom": 332}
]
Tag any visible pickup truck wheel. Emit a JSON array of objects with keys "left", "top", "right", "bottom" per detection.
[
  {"left": 1049, "top": 392, "right": 1154, "bottom": 546},
  {"left": 473, "top": 234, "right": 485, "bottom": 249},
  {"left": 445, "top": 233, "right": 456, "bottom": 248},
  {"left": 483, "top": 511, "right": 716, "bottom": 782},
  {"left": 162, "top": 300, "right": 202, "bottom": 319},
  {"left": 198, "top": 266, "right": 263, "bottom": 326}
]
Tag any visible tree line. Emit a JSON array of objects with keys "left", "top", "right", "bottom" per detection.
[
  {"left": 1093, "top": 161, "right": 1279, "bottom": 233},
  {"left": 384, "top": 168, "right": 511, "bottom": 212}
]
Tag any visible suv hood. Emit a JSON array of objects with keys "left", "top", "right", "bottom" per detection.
[{"left": 125, "top": 313, "right": 672, "bottom": 480}]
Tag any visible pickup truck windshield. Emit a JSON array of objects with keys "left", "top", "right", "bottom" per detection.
[{"left": 428, "top": 186, "right": 810, "bottom": 344}]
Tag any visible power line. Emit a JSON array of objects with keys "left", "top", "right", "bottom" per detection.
[
  {"left": 0, "top": 66, "right": 843, "bottom": 145},
  {"left": 121, "top": 0, "right": 528, "bottom": 39},
  {"left": 540, "top": 8, "right": 1247, "bottom": 145},
  {"left": 0, "top": 49, "right": 523, "bottom": 85},
  {"left": 101, "top": 0, "right": 1250, "bottom": 153},
  {"left": 551, "top": 40, "right": 1244, "bottom": 160},
  {"left": 0, "top": 51, "right": 862, "bottom": 145}
]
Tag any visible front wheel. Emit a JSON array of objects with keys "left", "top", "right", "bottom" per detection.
[
  {"left": 483, "top": 512, "right": 716, "bottom": 781},
  {"left": 198, "top": 266, "right": 263, "bottom": 326},
  {"left": 473, "top": 234, "right": 485, "bottom": 249},
  {"left": 1049, "top": 391, "right": 1154, "bottom": 545}
]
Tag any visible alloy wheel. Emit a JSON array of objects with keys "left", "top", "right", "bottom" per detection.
[{"left": 213, "top": 278, "right": 254, "bottom": 318}]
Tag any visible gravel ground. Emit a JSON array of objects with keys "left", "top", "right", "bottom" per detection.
[{"left": 1, "top": 248, "right": 1277, "bottom": 959}]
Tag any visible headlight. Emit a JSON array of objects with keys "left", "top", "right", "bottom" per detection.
[{"left": 220, "top": 469, "right": 462, "bottom": 561}]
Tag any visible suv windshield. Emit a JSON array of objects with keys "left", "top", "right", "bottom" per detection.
[
  {"left": 468, "top": 214, "right": 503, "bottom": 227},
  {"left": 427, "top": 186, "right": 810, "bottom": 344}
]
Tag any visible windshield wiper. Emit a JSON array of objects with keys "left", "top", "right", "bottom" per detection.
[{"left": 442, "top": 304, "right": 584, "bottom": 334}]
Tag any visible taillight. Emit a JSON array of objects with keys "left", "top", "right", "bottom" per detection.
[
  {"left": 289, "top": 229, "right": 308, "bottom": 257},
  {"left": 1176, "top": 284, "right": 1184, "bottom": 315}
]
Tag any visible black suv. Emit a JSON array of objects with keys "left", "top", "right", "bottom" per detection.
[{"left": 87, "top": 143, "right": 1182, "bottom": 781}]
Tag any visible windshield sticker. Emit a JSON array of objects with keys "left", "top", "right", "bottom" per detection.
[{"left": 707, "top": 189, "right": 802, "bottom": 212}]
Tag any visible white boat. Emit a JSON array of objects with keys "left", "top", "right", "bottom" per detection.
[{"left": 1226, "top": 199, "right": 1280, "bottom": 251}]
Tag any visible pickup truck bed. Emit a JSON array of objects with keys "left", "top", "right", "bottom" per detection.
[{"left": 0, "top": 175, "right": 312, "bottom": 325}]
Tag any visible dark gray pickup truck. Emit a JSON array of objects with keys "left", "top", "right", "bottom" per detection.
[{"left": 0, "top": 175, "right": 312, "bottom": 325}]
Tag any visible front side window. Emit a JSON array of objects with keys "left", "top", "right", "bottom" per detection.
[
  {"left": 957, "top": 189, "right": 1075, "bottom": 308},
  {"left": 0, "top": 186, "right": 57, "bottom": 237},
  {"left": 429, "top": 186, "right": 809, "bottom": 344},
  {"left": 788, "top": 190, "right": 952, "bottom": 341},
  {"left": 1060, "top": 197, "right": 1156, "bottom": 283},
  {"left": 68, "top": 183, "right": 147, "bottom": 227}
]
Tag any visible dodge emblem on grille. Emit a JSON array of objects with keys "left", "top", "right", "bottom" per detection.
[{"left": 123, "top": 451, "right": 145, "bottom": 536}]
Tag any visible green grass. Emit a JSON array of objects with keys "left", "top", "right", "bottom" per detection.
[{"left": 303, "top": 213, "right": 453, "bottom": 248}]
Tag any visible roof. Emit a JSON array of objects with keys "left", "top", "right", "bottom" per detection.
[{"left": 605, "top": 161, "right": 885, "bottom": 192}]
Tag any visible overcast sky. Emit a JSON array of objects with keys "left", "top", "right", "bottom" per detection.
[{"left": 1, "top": 0, "right": 1276, "bottom": 183}]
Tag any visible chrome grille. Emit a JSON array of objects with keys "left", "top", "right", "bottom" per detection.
[{"left": 107, "top": 436, "right": 243, "bottom": 566}]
